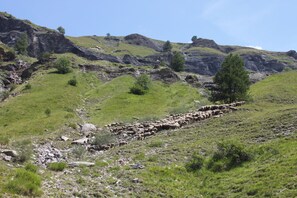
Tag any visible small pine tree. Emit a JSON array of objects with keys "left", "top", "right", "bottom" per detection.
[
  {"left": 211, "top": 54, "right": 250, "bottom": 103},
  {"left": 15, "top": 33, "right": 29, "bottom": 55},
  {"left": 57, "top": 26, "right": 65, "bottom": 35},
  {"left": 191, "top": 36, "right": 198, "bottom": 42},
  {"left": 163, "top": 40, "right": 172, "bottom": 52},
  {"left": 170, "top": 51, "right": 185, "bottom": 72}
]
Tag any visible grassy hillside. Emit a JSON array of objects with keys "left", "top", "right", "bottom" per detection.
[
  {"left": 34, "top": 71, "right": 297, "bottom": 197},
  {"left": 0, "top": 67, "right": 204, "bottom": 142},
  {"left": 68, "top": 36, "right": 157, "bottom": 57},
  {"left": 85, "top": 75, "right": 205, "bottom": 125}
]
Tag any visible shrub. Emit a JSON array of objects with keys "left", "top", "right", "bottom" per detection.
[
  {"left": 130, "top": 74, "right": 151, "bottom": 95},
  {"left": 72, "top": 146, "right": 86, "bottom": 159},
  {"left": 5, "top": 168, "right": 42, "bottom": 196},
  {"left": 206, "top": 141, "right": 250, "bottom": 172},
  {"left": 4, "top": 50, "right": 16, "bottom": 61},
  {"left": 15, "top": 33, "right": 29, "bottom": 55},
  {"left": 68, "top": 77, "right": 77, "bottom": 86},
  {"left": 185, "top": 154, "right": 204, "bottom": 172},
  {"left": 48, "top": 162, "right": 67, "bottom": 171},
  {"left": 54, "top": 57, "right": 71, "bottom": 74},
  {"left": 13, "top": 140, "right": 32, "bottom": 163},
  {"left": 45, "top": 108, "right": 51, "bottom": 117},
  {"left": 24, "top": 83, "right": 32, "bottom": 90},
  {"left": 92, "top": 132, "right": 115, "bottom": 147}
]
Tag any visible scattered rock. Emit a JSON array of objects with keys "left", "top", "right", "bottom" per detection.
[
  {"left": 72, "top": 137, "right": 89, "bottom": 145},
  {"left": 1, "top": 149, "right": 18, "bottom": 157},
  {"left": 68, "top": 161, "right": 95, "bottom": 167},
  {"left": 61, "top": 136, "right": 69, "bottom": 141},
  {"left": 36, "top": 143, "right": 64, "bottom": 167},
  {"left": 131, "top": 163, "right": 145, "bottom": 169},
  {"left": 81, "top": 123, "right": 96, "bottom": 133},
  {"left": 3, "top": 155, "right": 12, "bottom": 162},
  {"left": 132, "top": 178, "right": 142, "bottom": 183}
]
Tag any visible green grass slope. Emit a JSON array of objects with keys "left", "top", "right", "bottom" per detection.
[
  {"left": 0, "top": 67, "right": 204, "bottom": 141},
  {"left": 68, "top": 36, "right": 157, "bottom": 57},
  {"left": 85, "top": 75, "right": 205, "bottom": 125},
  {"left": 77, "top": 71, "right": 297, "bottom": 197}
]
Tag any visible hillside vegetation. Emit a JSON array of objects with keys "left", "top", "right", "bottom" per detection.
[{"left": 0, "top": 71, "right": 295, "bottom": 197}]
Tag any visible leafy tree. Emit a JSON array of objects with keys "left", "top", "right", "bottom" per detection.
[
  {"left": 106, "top": 33, "right": 111, "bottom": 37},
  {"left": 130, "top": 74, "right": 151, "bottom": 95},
  {"left": 211, "top": 54, "right": 250, "bottom": 103},
  {"left": 57, "top": 26, "right": 65, "bottom": 35},
  {"left": 15, "top": 33, "right": 29, "bottom": 55},
  {"left": 191, "top": 36, "right": 198, "bottom": 42},
  {"left": 54, "top": 56, "right": 72, "bottom": 74},
  {"left": 170, "top": 51, "right": 185, "bottom": 72},
  {"left": 163, "top": 40, "right": 172, "bottom": 52}
]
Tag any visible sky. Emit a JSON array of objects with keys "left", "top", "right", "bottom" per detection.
[{"left": 1, "top": 0, "right": 296, "bottom": 51}]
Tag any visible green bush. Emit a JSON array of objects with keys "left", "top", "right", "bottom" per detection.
[
  {"left": 24, "top": 163, "right": 38, "bottom": 173},
  {"left": 5, "top": 168, "right": 42, "bottom": 196},
  {"left": 15, "top": 33, "right": 29, "bottom": 55},
  {"left": 54, "top": 57, "right": 71, "bottom": 74},
  {"left": 206, "top": 141, "right": 250, "bottom": 172},
  {"left": 68, "top": 77, "right": 77, "bottom": 86},
  {"left": 185, "top": 154, "right": 204, "bottom": 172},
  {"left": 92, "top": 132, "right": 115, "bottom": 147},
  {"left": 48, "top": 162, "right": 67, "bottom": 171},
  {"left": 44, "top": 108, "right": 51, "bottom": 117},
  {"left": 130, "top": 74, "right": 151, "bottom": 95}
]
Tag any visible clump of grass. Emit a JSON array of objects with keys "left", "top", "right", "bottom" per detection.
[
  {"left": 48, "top": 162, "right": 67, "bottom": 171},
  {"left": 24, "top": 83, "right": 32, "bottom": 90},
  {"left": 13, "top": 140, "right": 33, "bottom": 163},
  {"left": 148, "top": 140, "right": 164, "bottom": 148},
  {"left": 5, "top": 168, "right": 42, "bottom": 196},
  {"left": 24, "top": 163, "right": 38, "bottom": 173},
  {"left": 44, "top": 108, "right": 51, "bottom": 117},
  {"left": 72, "top": 145, "right": 86, "bottom": 160}
]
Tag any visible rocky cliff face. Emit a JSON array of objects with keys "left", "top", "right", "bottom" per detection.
[
  {"left": 1, "top": 12, "right": 296, "bottom": 77},
  {"left": 0, "top": 12, "right": 121, "bottom": 63}
]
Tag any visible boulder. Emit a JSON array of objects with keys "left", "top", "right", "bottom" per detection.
[
  {"left": 1, "top": 149, "right": 18, "bottom": 157},
  {"left": 72, "top": 137, "right": 89, "bottom": 145},
  {"left": 68, "top": 161, "right": 95, "bottom": 167},
  {"left": 81, "top": 123, "right": 96, "bottom": 133}
]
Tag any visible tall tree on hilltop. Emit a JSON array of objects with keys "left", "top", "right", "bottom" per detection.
[
  {"left": 57, "top": 26, "right": 65, "bottom": 35},
  {"left": 163, "top": 40, "right": 172, "bottom": 52},
  {"left": 211, "top": 54, "right": 250, "bottom": 103}
]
